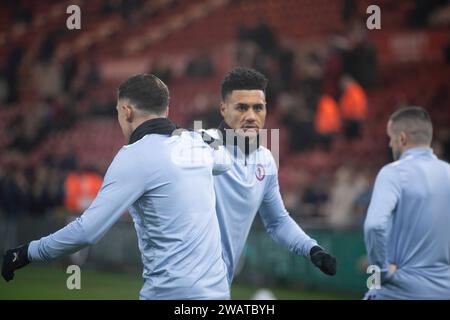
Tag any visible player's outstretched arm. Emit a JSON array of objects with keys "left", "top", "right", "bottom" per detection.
[
  {"left": 1, "top": 147, "right": 148, "bottom": 282},
  {"left": 258, "top": 160, "right": 337, "bottom": 276},
  {"left": 260, "top": 201, "right": 338, "bottom": 276}
]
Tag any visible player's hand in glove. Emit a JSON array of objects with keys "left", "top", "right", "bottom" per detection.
[
  {"left": 310, "top": 246, "right": 337, "bottom": 276},
  {"left": 2, "top": 244, "right": 30, "bottom": 282}
]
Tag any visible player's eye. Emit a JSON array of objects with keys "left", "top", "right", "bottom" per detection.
[
  {"left": 236, "top": 105, "right": 248, "bottom": 111},
  {"left": 253, "top": 104, "right": 264, "bottom": 112}
]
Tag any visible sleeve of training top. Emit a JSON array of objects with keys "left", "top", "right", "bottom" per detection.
[
  {"left": 28, "top": 147, "right": 149, "bottom": 261},
  {"left": 364, "top": 165, "right": 401, "bottom": 280},
  {"left": 211, "top": 145, "right": 233, "bottom": 176},
  {"left": 258, "top": 156, "right": 318, "bottom": 258}
]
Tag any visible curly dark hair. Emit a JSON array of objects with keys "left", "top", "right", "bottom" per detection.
[{"left": 220, "top": 67, "right": 268, "bottom": 101}]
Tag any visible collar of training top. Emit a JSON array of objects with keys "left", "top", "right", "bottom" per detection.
[
  {"left": 400, "top": 146, "right": 434, "bottom": 160},
  {"left": 129, "top": 118, "right": 178, "bottom": 144},
  {"left": 218, "top": 121, "right": 260, "bottom": 156}
]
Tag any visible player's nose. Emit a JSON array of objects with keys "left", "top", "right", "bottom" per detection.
[{"left": 244, "top": 109, "right": 257, "bottom": 122}]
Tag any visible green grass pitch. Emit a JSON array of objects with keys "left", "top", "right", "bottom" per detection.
[{"left": 0, "top": 264, "right": 360, "bottom": 300}]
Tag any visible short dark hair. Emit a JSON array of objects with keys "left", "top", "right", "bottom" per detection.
[
  {"left": 221, "top": 67, "right": 268, "bottom": 100},
  {"left": 118, "top": 74, "right": 169, "bottom": 114},
  {"left": 389, "top": 106, "right": 433, "bottom": 145}
]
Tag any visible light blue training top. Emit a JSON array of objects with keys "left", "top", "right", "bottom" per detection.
[
  {"left": 28, "top": 131, "right": 230, "bottom": 300},
  {"left": 364, "top": 147, "right": 450, "bottom": 299}
]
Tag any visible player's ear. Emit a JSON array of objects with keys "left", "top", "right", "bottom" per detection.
[
  {"left": 400, "top": 131, "right": 407, "bottom": 145},
  {"left": 219, "top": 101, "right": 227, "bottom": 118},
  {"left": 164, "top": 107, "right": 169, "bottom": 117},
  {"left": 124, "top": 105, "right": 134, "bottom": 123}
]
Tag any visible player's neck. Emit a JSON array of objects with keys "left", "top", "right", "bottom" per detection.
[
  {"left": 131, "top": 114, "right": 167, "bottom": 132},
  {"left": 403, "top": 144, "right": 430, "bottom": 152}
]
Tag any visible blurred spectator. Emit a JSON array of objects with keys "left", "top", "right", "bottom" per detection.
[
  {"left": 48, "top": 95, "right": 78, "bottom": 129},
  {"left": 302, "top": 173, "right": 330, "bottom": 219},
  {"left": 344, "top": 23, "right": 378, "bottom": 89},
  {"left": 120, "top": 0, "right": 143, "bottom": 24},
  {"left": 429, "top": 1, "right": 450, "bottom": 26},
  {"left": 277, "top": 48, "right": 295, "bottom": 91},
  {"left": 0, "top": 73, "right": 7, "bottom": 103},
  {"left": 326, "top": 165, "right": 367, "bottom": 228},
  {"left": 314, "top": 94, "right": 341, "bottom": 151},
  {"left": 9, "top": 0, "right": 33, "bottom": 26},
  {"left": 236, "top": 41, "right": 259, "bottom": 68},
  {"left": 322, "top": 33, "right": 347, "bottom": 98},
  {"left": 436, "top": 129, "right": 450, "bottom": 162},
  {"left": 37, "top": 30, "right": 60, "bottom": 63},
  {"left": 279, "top": 92, "right": 315, "bottom": 152},
  {"left": 0, "top": 165, "right": 30, "bottom": 218},
  {"left": 432, "top": 139, "right": 445, "bottom": 159},
  {"left": 352, "top": 168, "right": 375, "bottom": 227},
  {"left": 32, "top": 33, "right": 64, "bottom": 100},
  {"left": 61, "top": 50, "right": 79, "bottom": 93},
  {"left": 90, "top": 94, "right": 116, "bottom": 118},
  {"left": 0, "top": 161, "right": 30, "bottom": 251},
  {"left": 64, "top": 169, "right": 103, "bottom": 214},
  {"left": 238, "top": 20, "right": 278, "bottom": 57},
  {"left": 252, "top": 49, "right": 272, "bottom": 84},
  {"left": 43, "top": 144, "right": 79, "bottom": 172},
  {"left": 253, "top": 20, "right": 278, "bottom": 56},
  {"left": 445, "top": 43, "right": 450, "bottom": 65},
  {"left": 339, "top": 75, "right": 368, "bottom": 140},
  {"left": 444, "top": 135, "right": 450, "bottom": 163},
  {"left": 4, "top": 45, "right": 24, "bottom": 104},
  {"left": 149, "top": 57, "right": 173, "bottom": 84},
  {"left": 185, "top": 52, "right": 215, "bottom": 78},
  {"left": 298, "top": 51, "right": 323, "bottom": 110},
  {"left": 443, "top": 33, "right": 450, "bottom": 64},
  {"left": 281, "top": 168, "right": 311, "bottom": 219},
  {"left": 7, "top": 107, "right": 52, "bottom": 153},
  {"left": 408, "top": 0, "right": 449, "bottom": 27},
  {"left": 85, "top": 49, "right": 101, "bottom": 84},
  {"left": 187, "top": 93, "right": 221, "bottom": 129},
  {"left": 341, "top": 0, "right": 356, "bottom": 24},
  {"left": 29, "top": 166, "right": 64, "bottom": 216},
  {"left": 71, "top": 47, "right": 101, "bottom": 100}
]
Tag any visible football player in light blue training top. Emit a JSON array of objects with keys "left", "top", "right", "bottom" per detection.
[
  {"left": 203, "top": 68, "right": 337, "bottom": 285},
  {"left": 2, "top": 74, "right": 230, "bottom": 300},
  {"left": 364, "top": 106, "right": 450, "bottom": 299}
]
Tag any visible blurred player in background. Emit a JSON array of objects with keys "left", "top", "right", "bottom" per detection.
[
  {"left": 364, "top": 106, "right": 450, "bottom": 299},
  {"left": 203, "top": 67, "right": 337, "bottom": 285},
  {"left": 2, "top": 74, "right": 230, "bottom": 300}
]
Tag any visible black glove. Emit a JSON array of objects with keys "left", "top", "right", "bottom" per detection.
[
  {"left": 200, "top": 130, "right": 221, "bottom": 150},
  {"left": 310, "top": 246, "right": 337, "bottom": 276},
  {"left": 2, "top": 244, "right": 30, "bottom": 282}
]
